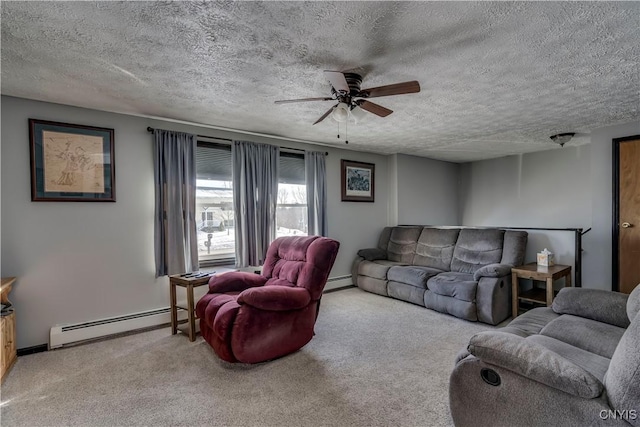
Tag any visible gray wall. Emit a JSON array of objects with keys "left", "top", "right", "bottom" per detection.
[
  {"left": 1, "top": 96, "right": 390, "bottom": 348},
  {"left": 394, "top": 154, "right": 460, "bottom": 226},
  {"left": 460, "top": 146, "right": 591, "bottom": 228},
  {"left": 459, "top": 119, "right": 640, "bottom": 291}
]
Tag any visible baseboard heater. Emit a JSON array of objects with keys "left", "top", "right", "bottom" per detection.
[
  {"left": 49, "top": 307, "right": 186, "bottom": 349},
  {"left": 50, "top": 275, "right": 353, "bottom": 349},
  {"left": 324, "top": 274, "right": 353, "bottom": 291}
]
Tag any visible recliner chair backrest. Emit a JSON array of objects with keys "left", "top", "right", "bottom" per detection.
[
  {"left": 262, "top": 236, "right": 340, "bottom": 301},
  {"left": 450, "top": 229, "right": 505, "bottom": 274},
  {"left": 412, "top": 228, "right": 460, "bottom": 270},
  {"left": 383, "top": 226, "right": 422, "bottom": 263}
]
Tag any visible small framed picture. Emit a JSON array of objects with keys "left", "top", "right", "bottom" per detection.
[
  {"left": 29, "top": 119, "right": 115, "bottom": 202},
  {"left": 341, "top": 159, "right": 375, "bottom": 202}
]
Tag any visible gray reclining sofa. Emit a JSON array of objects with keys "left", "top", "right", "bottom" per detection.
[
  {"left": 450, "top": 285, "right": 640, "bottom": 426},
  {"left": 352, "top": 226, "right": 528, "bottom": 325}
]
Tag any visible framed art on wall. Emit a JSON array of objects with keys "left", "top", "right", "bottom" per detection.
[
  {"left": 341, "top": 159, "right": 375, "bottom": 202},
  {"left": 29, "top": 119, "right": 116, "bottom": 202}
]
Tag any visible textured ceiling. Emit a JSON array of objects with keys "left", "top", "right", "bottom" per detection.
[{"left": 2, "top": 1, "right": 639, "bottom": 162}]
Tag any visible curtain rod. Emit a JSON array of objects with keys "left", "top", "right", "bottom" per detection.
[{"left": 146, "top": 127, "right": 328, "bottom": 156}]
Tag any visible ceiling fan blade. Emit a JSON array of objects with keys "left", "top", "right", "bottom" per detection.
[
  {"left": 313, "top": 105, "right": 336, "bottom": 125},
  {"left": 274, "top": 97, "right": 333, "bottom": 104},
  {"left": 357, "top": 100, "right": 393, "bottom": 117},
  {"left": 358, "top": 81, "right": 420, "bottom": 98},
  {"left": 324, "top": 70, "right": 350, "bottom": 93}
]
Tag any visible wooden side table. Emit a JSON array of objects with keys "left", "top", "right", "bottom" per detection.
[
  {"left": 1, "top": 277, "right": 17, "bottom": 383},
  {"left": 169, "top": 273, "right": 213, "bottom": 342},
  {"left": 511, "top": 263, "right": 572, "bottom": 318}
]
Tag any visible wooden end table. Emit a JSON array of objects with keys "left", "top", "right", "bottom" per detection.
[
  {"left": 169, "top": 273, "right": 213, "bottom": 342},
  {"left": 1, "top": 277, "right": 17, "bottom": 383},
  {"left": 511, "top": 263, "right": 572, "bottom": 318}
]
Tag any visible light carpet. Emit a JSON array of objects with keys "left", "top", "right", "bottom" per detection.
[{"left": 1, "top": 288, "right": 497, "bottom": 426}]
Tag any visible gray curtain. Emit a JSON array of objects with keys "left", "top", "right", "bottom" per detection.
[
  {"left": 305, "top": 150, "right": 328, "bottom": 236},
  {"left": 232, "top": 141, "right": 279, "bottom": 267},
  {"left": 153, "top": 129, "right": 198, "bottom": 277}
]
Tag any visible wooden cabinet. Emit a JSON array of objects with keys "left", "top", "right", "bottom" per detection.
[{"left": 1, "top": 277, "right": 17, "bottom": 383}]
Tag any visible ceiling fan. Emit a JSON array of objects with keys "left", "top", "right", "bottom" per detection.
[{"left": 274, "top": 71, "right": 420, "bottom": 125}]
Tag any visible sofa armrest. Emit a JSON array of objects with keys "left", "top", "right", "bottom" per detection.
[
  {"left": 357, "top": 248, "right": 387, "bottom": 261},
  {"left": 468, "top": 331, "right": 603, "bottom": 399},
  {"left": 237, "top": 286, "right": 311, "bottom": 311},
  {"left": 552, "top": 288, "right": 630, "bottom": 328},
  {"left": 473, "top": 263, "right": 512, "bottom": 281},
  {"left": 454, "top": 347, "right": 472, "bottom": 365},
  {"left": 208, "top": 271, "right": 268, "bottom": 294}
]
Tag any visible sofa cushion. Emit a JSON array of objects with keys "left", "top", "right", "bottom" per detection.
[
  {"left": 540, "top": 315, "right": 626, "bottom": 359},
  {"left": 412, "top": 228, "right": 460, "bottom": 270},
  {"left": 424, "top": 290, "right": 477, "bottom": 321},
  {"left": 387, "top": 281, "right": 426, "bottom": 306},
  {"left": 450, "top": 229, "right": 505, "bottom": 274},
  {"left": 358, "top": 260, "right": 405, "bottom": 280},
  {"left": 527, "top": 335, "right": 610, "bottom": 382},
  {"left": 502, "top": 307, "right": 560, "bottom": 338},
  {"left": 552, "top": 287, "right": 630, "bottom": 328},
  {"left": 605, "top": 313, "right": 640, "bottom": 425},
  {"left": 427, "top": 271, "right": 477, "bottom": 302},
  {"left": 387, "top": 265, "right": 443, "bottom": 289},
  {"left": 386, "top": 227, "right": 422, "bottom": 263},
  {"left": 357, "top": 276, "right": 388, "bottom": 296}
]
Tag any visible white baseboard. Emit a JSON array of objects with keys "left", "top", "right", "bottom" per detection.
[
  {"left": 50, "top": 274, "right": 353, "bottom": 349},
  {"left": 50, "top": 308, "right": 187, "bottom": 349}
]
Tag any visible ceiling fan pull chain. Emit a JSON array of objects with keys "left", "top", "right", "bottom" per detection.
[
  {"left": 345, "top": 120, "right": 349, "bottom": 144},
  {"left": 337, "top": 121, "right": 340, "bottom": 139}
]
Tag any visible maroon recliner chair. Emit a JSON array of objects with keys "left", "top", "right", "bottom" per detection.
[{"left": 195, "top": 235, "right": 340, "bottom": 363}]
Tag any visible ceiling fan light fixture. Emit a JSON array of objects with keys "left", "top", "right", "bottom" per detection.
[
  {"left": 349, "top": 105, "right": 367, "bottom": 123},
  {"left": 550, "top": 132, "right": 575, "bottom": 147},
  {"left": 331, "top": 102, "right": 350, "bottom": 122}
]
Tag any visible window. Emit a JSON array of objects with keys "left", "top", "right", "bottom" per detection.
[
  {"left": 277, "top": 152, "right": 307, "bottom": 237},
  {"left": 196, "top": 143, "right": 308, "bottom": 266},
  {"left": 196, "top": 142, "right": 234, "bottom": 264}
]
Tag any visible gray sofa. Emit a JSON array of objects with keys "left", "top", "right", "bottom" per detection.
[
  {"left": 352, "top": 226, "right": 528, "bottom": 325},
  {"left": 450, "top": 286, "right": 640, "bottom": 427}
]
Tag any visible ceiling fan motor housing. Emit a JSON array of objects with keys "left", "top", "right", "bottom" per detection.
[{"left": 343, "top": 73, "right": 363, "bottom": 96}]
